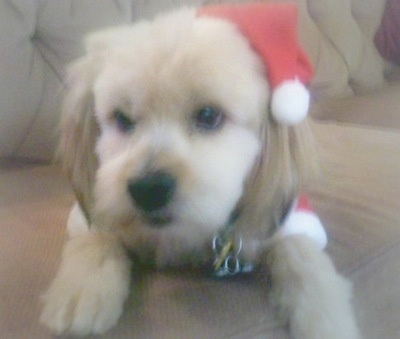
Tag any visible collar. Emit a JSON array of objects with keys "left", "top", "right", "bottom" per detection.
[{"left": 211, "top": 197, "right": 295, "bottom": 278}]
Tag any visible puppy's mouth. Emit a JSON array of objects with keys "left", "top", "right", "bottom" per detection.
[{"left": 141, "top": 209, "right": 174, "bottom": 227}]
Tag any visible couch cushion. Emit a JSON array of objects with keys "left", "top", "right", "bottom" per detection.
[
  {"left": 309, "top": 122, "right": 400, "bottom": 338},
  {"left": 310, "top": 82, "right": 400, "bottom": 129},
  {"left": 310, "top": 122, "right": 400, "bottom": 272},
  {"left": 0, "top": 0, "right": 132, "bottom": 161},
  {"left": 297, "top": 0, "right": 386, "bottom": 97},
  {"left": 0, "top": 162, "right": 72, "bottom": 338}
]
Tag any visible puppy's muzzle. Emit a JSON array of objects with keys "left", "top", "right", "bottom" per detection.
[{"left": 127, "top": 171, "right": 176, "bottom": 225}]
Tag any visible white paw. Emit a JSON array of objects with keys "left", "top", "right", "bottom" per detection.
[{"left": 40, "top": 233, "right": 131, "bottom": 336}]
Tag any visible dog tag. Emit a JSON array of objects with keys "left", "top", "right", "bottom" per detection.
[{"left": 212, "top": 235, "right": 254, "bottom": 277}]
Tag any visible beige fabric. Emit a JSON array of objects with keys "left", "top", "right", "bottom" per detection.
[
  {"left": 310, "top": 123, "right": 400, "bottom": 339},
  {"left": 0, "top": 0, "right": 132, "bottom": 160},
  {"left": 302, "top": 0, "right": 385, "bottom": 95},
  {"left": 311, "top": 123, "right": 400, "bottom": 273},
  {"left": 311, "top": 82, "right": 400, "bottom": 129},
  {"left": 292, "top": 0, "right": 386, "bottom": 98},
  {"left": 132, "top": 0, "right": 204, "bottom": 19},
  {"left": 0, "top": 162, "right": 72, "bottom": 338}
]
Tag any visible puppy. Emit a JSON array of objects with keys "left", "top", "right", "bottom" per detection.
[{"left": 40, "top": 5, "right": 360, "bottom": 338}]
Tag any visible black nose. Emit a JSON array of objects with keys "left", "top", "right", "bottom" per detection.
[{"left": 127, "top": 172, "right": 176, "bottom": 213}]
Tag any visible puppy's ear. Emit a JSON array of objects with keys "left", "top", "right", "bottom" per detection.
[
  {"left": 238, "top": 118, "right": 317, "bottom": 236},
  {"left": 59, "top": 28, "right": 128, "bottom": 222},
  {"left": 59, "top": 26, "right": 143, "bottom": 222},
  {"left": 58, "top": 56, "right": 99, "bottom": 223}
]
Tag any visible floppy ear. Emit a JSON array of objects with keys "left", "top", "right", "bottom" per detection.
[
  {"left": 58, "top": 57, "right": 99, "bottom": 224},
  {"left": 237, "top": 117, "right": 317, "bottom": 237},
  {"left": 59, "top": 28, "right": 130, "bottom": 223}
]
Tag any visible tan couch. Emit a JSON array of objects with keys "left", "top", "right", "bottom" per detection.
[{"left": 1, "top": 0, "right": 399, "bottom": 338}]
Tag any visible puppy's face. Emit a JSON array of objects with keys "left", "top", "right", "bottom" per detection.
[{"left": 90, "top": 10, "right": 269, "bottom": 236}]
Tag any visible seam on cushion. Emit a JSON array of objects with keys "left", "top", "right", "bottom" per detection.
[
  {"left": 6, "top": 1, "right": 33, "bottom": 30},
  {"left": 13, "top": 57, "right": 48, "bottom": 158},
  {"left": 34, "top": 0, "right": 73, "bottom": 83},
  {"left": 14, "top": 48, "right": 59, "bottom": 157},
  {"left": 14, "top": 1, "right": 67, "bottom": 157},
  {"left": 9, "top": 2, "right": 41, "bottom": 157},
  {"left": 33, "top": 0, "right": 65, "bottom": 82},
  {"left": 31, "top": 36, "right": 64, "bottom": 82},
  {"left": 309, "top": 22, "right": 351, "bottom": 80},
  {"left": 306, "top": 1, "right": 375, "bottom": 88}
]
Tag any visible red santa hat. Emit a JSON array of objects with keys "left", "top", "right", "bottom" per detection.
[{"left": 197, "top": 2, "right": 313, "bottom": 125}]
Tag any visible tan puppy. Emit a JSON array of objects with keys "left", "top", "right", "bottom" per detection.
[{"left": 40, "top": 6, "right": 360, "bottom": 338}]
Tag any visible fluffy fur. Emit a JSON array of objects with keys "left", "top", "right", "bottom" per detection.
[{"left": 40, "top": 8, "right": 360, "bottom": 338}]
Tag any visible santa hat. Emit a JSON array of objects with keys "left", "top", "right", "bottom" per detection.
[
  {"left": 278, "top": 194, "right": 328, "bottom": 250},
  {"left": 197, "top": 3, "right": 313, "bottom": 125}
]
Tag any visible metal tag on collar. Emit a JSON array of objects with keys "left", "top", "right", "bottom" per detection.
[{"left": 212, "top": 234, "right": 254, "bottom": 278}]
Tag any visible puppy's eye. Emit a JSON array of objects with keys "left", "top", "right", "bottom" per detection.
[
  {"left": 195, "top": 106, "right": 224, "bottom": 131},
  {"left": 113, "top": 110, "right": 135, "bottom": 133}
]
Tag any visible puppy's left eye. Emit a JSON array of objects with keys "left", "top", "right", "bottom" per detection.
[
  {"left": 113, "top": 110, "right": 136, "bottom": 133},
  {"left": 194, "top": 106, "right": 224, "bottom": 131}
]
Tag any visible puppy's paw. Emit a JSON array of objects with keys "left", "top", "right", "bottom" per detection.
[
  {"left": 40, "top": 233, "right": 131, "bottom": 336},
  {"left": 40, "top": 276, "right": 127, "bottom": 336},
  {"left": 267, "top": 235, "right": 360, "bottom": 339}
]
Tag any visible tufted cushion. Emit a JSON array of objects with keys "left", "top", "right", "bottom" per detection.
[
  {"left": 0, "top": 0, "right": 132, "bottom": 161},
  {"left": 296, "top": 0, "right": 386, "bottom": 99}
]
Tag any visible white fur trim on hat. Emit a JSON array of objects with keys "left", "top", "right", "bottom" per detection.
[
  {"left": 278, "top": 210, "right": 328, "bottom": 250},
  {"left": 271, "top": 79, "right": 310, "bottom": 125},
  {"left": 67, "top": 203, "right": 90, "bottom": 237}
]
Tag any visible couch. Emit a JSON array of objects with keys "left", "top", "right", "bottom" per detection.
[{"left": 1, "top": 0, "right": 399, "bottom": 338}]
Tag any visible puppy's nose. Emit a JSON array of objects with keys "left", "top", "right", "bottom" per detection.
[{"left": 127, "top": 172, "right": 176, "bottom": 213}]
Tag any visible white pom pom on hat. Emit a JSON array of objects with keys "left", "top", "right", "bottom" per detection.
[
  {"left": 198, "top": 3, "right": 313, "bottom": 126},
  {"left": 271, "top": 79, "right": 310, "bottom": 125}
]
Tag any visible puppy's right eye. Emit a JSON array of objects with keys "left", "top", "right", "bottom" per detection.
[
  {"left": 194, "top": 106, "right": 224, "bottom": 131},
  {"left": 113, "top": 110, "right": 136, "bottom": 133}
]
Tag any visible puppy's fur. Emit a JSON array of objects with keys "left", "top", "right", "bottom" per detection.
[{"left": 41, "top": 8, "right": 360, "bottom": 338}]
